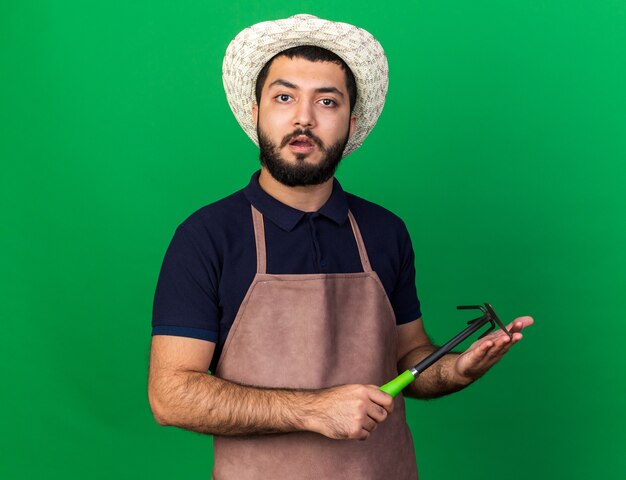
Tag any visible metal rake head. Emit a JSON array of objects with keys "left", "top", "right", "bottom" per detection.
[{"left": 457, "top": 303, "right": 512, "bottom": 339}]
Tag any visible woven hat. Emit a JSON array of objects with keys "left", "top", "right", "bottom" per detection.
[{"left": 222, "top": 14, "right": 389, "bottom": 157}]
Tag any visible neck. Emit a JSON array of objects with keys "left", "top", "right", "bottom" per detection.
[{"left": 258, "top": 168, "right": 334, "bottom": 212}]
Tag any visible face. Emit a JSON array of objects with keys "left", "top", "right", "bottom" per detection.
[{"left": 253, "top": 56, "right": 356, "bottom": 186}]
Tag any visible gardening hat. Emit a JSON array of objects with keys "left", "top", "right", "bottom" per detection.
[{"left": 222, "top": 14, "right": 389, "bottom": 157}]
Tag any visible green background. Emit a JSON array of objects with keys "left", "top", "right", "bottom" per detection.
[{"left": 2, "top": 0, "right": 625, "bottom": 478}]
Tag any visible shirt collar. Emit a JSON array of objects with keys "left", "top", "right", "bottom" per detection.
[{"left": 243, "top": 170, "right": 350, "bottom": 232}]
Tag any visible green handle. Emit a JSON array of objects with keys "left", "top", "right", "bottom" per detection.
[{"left": 379, "top": 369, "right": 416, "bottom": 397}]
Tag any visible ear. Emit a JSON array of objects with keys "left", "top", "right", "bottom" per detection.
[
  {"left": 252, "top": 103, "right": 259, "bottom": 128},
  {"left": 348, "top": 115, "right": 357, "bottom": 138}
]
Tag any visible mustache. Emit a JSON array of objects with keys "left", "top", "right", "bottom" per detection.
[{"left": 280, "top": 129, "right": 325, "bottom": 149}]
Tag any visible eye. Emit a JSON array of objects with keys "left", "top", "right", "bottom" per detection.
[
  {"left": 275, "top": 94, "right": 292, "bottom": 103},
  {"left": 319, "top": 98, "right": 336, "bottom": 107}
]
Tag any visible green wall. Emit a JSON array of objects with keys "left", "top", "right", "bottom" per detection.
[{"left": 2, "top": 1, "right": 624, "bottom": 478}]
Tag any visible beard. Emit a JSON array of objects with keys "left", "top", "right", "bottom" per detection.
[{"left": 257, "top": 125, "right": 349, "bottom": 187}]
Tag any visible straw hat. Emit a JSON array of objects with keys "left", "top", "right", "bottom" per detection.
[{"left": 222, "top": 14, "right": 389, "bottom": 157}]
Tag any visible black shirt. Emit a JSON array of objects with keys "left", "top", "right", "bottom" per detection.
[{"left": 152, "top": 171, "right": 421, "bottom": 371}]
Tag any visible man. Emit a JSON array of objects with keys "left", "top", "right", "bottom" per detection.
[{"left": 148, "top": 14, "right": 533, "bottom": 479}]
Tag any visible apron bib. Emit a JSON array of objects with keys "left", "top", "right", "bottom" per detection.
[{"left": 213, "top": 205, "right": 417, "bottom": 479}]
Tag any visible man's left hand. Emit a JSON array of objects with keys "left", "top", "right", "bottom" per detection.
[{"left": 453, "top": 316, "right": 534, "bottom": 385}]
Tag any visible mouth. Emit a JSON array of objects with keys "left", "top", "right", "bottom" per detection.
[{"left": 287, "top": 135, "right": 316, "bottom": 155}]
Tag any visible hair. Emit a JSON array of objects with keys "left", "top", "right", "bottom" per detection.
[{"left": 254, "top": 45, "right": 357, "bottom": 113}]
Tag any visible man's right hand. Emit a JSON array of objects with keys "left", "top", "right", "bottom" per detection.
[
  {"left": 150, "top": 336, "right": 395, "bottom": 440},
  {"left": 303, "top": 384, "right": 394, "bottom": 441}
]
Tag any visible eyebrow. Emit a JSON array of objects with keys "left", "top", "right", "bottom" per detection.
[{"left": 267, "top": 79, "right": 344, "bottom": 97}]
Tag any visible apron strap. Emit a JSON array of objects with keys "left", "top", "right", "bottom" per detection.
[
  {"left": 251, "top": 205, "right": 267, "bottom": 274},
  {"left": 348, "top": 210, "right": 373, "bottom": 273},
  {"left": 251, "top": 205, "right": 372, "bottom": 274}
]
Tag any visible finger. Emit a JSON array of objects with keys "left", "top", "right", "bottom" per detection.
[
  {"left": 367, "top": 387, "right": 395, "bottom": 414},
  {"left": 362, "top": 417, "right": 378, "bottom": 433},
  {"left": 507, "top": 316, "right": 534, "bottom": 332},
  {"left": 489, "top": 320, "right": 526, "bottom": 343},
  {"left": 484, "top": 325, "right": 516, "bottom": 342},
  {"left": 489, "top": 330, "right": 522, "bottom": 355},
  {"left": 366, "top": 402, "right": 388, "bottom": 423},
  {"left": 470, "top": 339, "right": 494, "bottom": 361},
  {"left": 494, "top": 332, "right": 524, "bottom": 356},
  {"left": 486, "top": 343, "right": 507, "bottom": 359},
  {"left": 494, "top": 330, "right": 523, "bottom": 350},
  {"left": 484, "top": 330, "right": 526, "bottom": 363},
  {"left": 498, "top": 330, "right": 519, "bottom": 347},
  {"left": 496, "top": 331, "right": 512, "bottom": 345}
]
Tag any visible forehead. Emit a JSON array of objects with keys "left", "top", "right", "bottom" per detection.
[{"left": 263, "top": 56, "right": 348, "bottom": 93}]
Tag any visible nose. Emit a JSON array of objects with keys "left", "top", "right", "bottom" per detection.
[{"left": 293, "top": 100, "right": 316, "bottom": 129}]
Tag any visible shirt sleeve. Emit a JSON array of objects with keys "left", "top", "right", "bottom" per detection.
[
  {"left": 390, "top": 222, "right": 422, "bottom": 324},
  {"left": 152, "top": 223, "right": 220, "bottom": 342}
]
